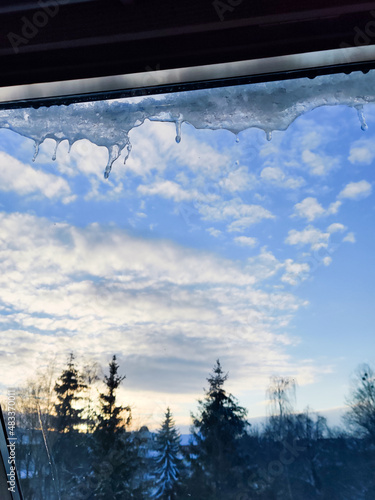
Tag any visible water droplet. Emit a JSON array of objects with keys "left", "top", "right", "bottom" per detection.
[
  {"left": 357, "top": 106, "right": 368, "bottom": 131},
  {"left": 266, "top": 131, "right": 272, "bottom": 141},
  {"left": 32, "top": 141, "right": 40, "bottom": 162},
  {"left": 236, "top": 136, "right": 240, "bottom": 143},
  {"left": 175, "top": 120, "right": 182, "bottom": 143},
  {"left": 235, "top": 160, "right": 239, "bottom": 166}
]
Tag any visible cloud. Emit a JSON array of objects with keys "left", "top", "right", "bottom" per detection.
[
  {"left": 260, "top": 166, "right": 304, "bottom": 189},
  {"left": 301, "top": 150, "right": 338, "bottom": 176},
  {"left": 322, "top": 256, "right": 332, "bottom": 266},
  {"left": 198, "top": 199, "right": 274, "bottom": 233},
  {"left": 219, "top": 166, "right": 256, "bottom": 192},
  {"left": 293, "top": 197, "right": 325, "bottom": 221},
  {"left": 343, "top": 232, "right": 356, "bottom": 243},
  {"left": 207, "top": 227, "right": 221, "bottom": 238},
  {"left": 0, "top": 151, "right": 74, "bottom": 203},
  {"left": 234, "top": 236, "right": 258, "bottom": 247},
  {"left": 327, "top": 223, "right": 346, "bottom": 233},
  {"left": 339, "top": 180, "right": 372, "bottom": 200},
  {"left": 285, "top": 226, "right": 330, "bottom": 251},
  {"left": 293, "top": 197, "right": 342, "bottom": 222},
  {"left": 281, "top": 259, "right": 310, "bottom": 286},
  {"left": 0, "top": 212, "right": 313, "bottom": 403},
  {"left": 137, "top": 180, "right": 203, "bottom": 203},
  {"left": 348, "top": 139, "right": 375, "bottom": 165}
]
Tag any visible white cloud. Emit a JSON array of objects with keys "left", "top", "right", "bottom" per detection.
[
  {"left": 327, "top": 223, "right": 346, "bottom": 233},
  {"left": 291, "top": 197, "right": 343, "bottom": 223},
  {"left": 261, "top": 166, "right": 284, "bottom": 182},
  {"left": 343, "top": 232, "right": 356, "bottom": 243},
  {"left": 199, "top": 199, "right": 274, "bottom": 233},
  {"left": 301, "top": 150, "right": 338, "bottom": 176},
  {"left": 0, "top": 151, "right": 74, "bottom": 203},
  {"left": 285, "top": 226, "right": 330, "bottom": 251},
  {"left": 207, "top": 227, "right": 221, "bottom": 238},
  {"left": 219, "top": 166, "right": 255, "bottom": 192},
  {"left": 234, "top": 236, "right": 258, "bottom": 247},
  {"left": 348, "top": 139, "right": 375, "bottom": 165},
  {"left": 281, "top": 259, "right": 310, "bottom": 286},
  {"left": 293, "top": 197, "right": 325, "bottom": 221},
  {"left": 260, "top": 166, "right": 304, "bottom": 189},
  {"left": 322, "top": 256, "right": 332, "bottom": 266},
  {"left": 137, "top": 180, "right": 200, "bottom": 203},
  {"left": 339, "top": 180, "right": 372, "bottom": 200},
  {"left": 0, "top": 212, "right": 313, "bottom": 399}
]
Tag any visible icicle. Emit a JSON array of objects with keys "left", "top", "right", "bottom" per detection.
[
  {"left": 175, "top": 120, "right": 182, "bottom": 143},
  {"left": 32, "top": 141, "right": 40, "bottom": 162},
  {"left": 124, "top": 143, "right": 132, "bottom": 164},
  {"left": 104, "top": 144, "right": 121, "bottom": 179},
  {"left": 67, "top": 141, "right": 72, "bottom": 154},
  {"left": 266, "top": 131, "right": 272, "bottom": 141},
  {"left": 52, "top": 140, "right": 61, "bottom": 161},
  {"left": 356, "top": 106, "right": 368, "bottom": 131}
]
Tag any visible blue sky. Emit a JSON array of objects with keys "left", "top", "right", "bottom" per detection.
[{"left": 0, "top": 92, "right": 374, "bottom": 432}]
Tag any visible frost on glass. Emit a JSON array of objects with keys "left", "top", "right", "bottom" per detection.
[{"left": 0, "top": 71, "right": 373, "bottom": 178}]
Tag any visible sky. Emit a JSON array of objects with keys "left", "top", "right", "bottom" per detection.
[{"left": 0, "top": 85, "right": 374, "bottom": 433}]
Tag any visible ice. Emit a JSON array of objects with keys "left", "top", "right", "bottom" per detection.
[
  {"left": 356, "top": 105, "right": 368, "bottom": 131},
  {"left": 0, "top": 71, "right": 374, "bottom": 178}
]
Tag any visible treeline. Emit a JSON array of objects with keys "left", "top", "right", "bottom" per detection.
[{"left": 7, "top": 356, "right": 375, "bottom": 499}]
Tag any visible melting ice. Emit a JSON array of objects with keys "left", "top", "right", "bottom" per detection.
[{"left": 0, "top": 71, "right": 374, "bottom": 178}]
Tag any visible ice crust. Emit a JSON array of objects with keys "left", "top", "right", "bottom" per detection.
[{"left": 0, "top": 71, "right": 374, "bottom": 178}]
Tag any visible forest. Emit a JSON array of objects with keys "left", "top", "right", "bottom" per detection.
[{"left": 4, "top": 354, "right": 375, "bottom": 500}]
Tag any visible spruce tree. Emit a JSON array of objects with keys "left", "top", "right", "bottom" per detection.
[
  {"left": 53, "top": 352, "right": 88, "bottom": 497},
  {"left": 152, "top": 407, "right": 181, "bottom": 500},
  {"left": 89, "top": 355, "right": 138, "bottom": 499},
  {"left": 95, "top": 354, "right": 131, "bottom": 450},
  {"left": 188, "top": 360, "right": 249, "bottom": 500},
  {"left": 54, "top": 352, "right": 87, "bottom": 433}
]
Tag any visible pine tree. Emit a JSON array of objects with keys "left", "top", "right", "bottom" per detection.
[
  {"left": 95, "top": 354, "right": 131, "bottom": 450},
  {"left": 54, "top": 352, "right": 87, "bottom": 433},
  {"left": 152, "top": 407, "right": 181, "bottom": 500},
  {"left": 52, "top": 353, "right": 88, "bottom": 497},
  {"left": 188, "top": 360, "right": 249, "bottom": 500},
  {"left": 88, "top": 355, "right": 139, "bottom": 499}
]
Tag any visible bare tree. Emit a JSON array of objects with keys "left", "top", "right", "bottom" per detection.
[
  {"left": 344, "top": 363, "right": 375, "bottom": 441},
  {"left": 266, "top": 376, "right": 297, "bottom": 441}
]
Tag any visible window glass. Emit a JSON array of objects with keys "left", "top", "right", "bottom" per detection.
[{"left": 0, "top": 70, "right": 374, "bottom": 499}]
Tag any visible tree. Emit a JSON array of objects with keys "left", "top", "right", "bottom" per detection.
[
  {"left": 344, "top": 363, "right": 375, "bottom": 441},
  {"left": 13, "top": 361, "right": 58, "bottom": 500},
  {"left": 54, "top": 352, "right": 87, "bottom": 434},
  {"left": 82, "top": 359, "right": 101, "bottom": 433},
  {"left": 95, "top": 355, "right": 131, "bottom": 450},
  {"left": 152, "top": 407, "right": 181, "bottom": 500},
  {"left": 264, "top": 376, "right": 297, "bottom": 500},
  {"left": 87, "top": 355, "right": 139, "bottom": 500},
  {"left": 188, "top": 360, "right": 249, "bottom": 500},
  {"left": 266, "top": 375, "right": 296, "bottom": 441},
  {"left": 53, "top": 352, "right": 88, "bottom": 498}
]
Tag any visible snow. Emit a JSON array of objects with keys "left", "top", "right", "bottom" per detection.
[{"left": 0, "top": 70, "right": 374, "bottom": 178}]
